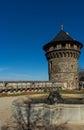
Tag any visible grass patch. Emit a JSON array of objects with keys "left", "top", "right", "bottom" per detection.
[
  {"left": 0, "top": 91, "right": 49, "bottom": 97},
  {"left": 59, "top": 90, "right": 84, "bottom": 94}
]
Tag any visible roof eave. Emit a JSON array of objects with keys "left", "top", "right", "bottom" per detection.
[{"left": 43, "top": 40, "right": 83, "bottom": 51}]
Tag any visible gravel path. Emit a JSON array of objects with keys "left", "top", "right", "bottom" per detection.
[
  {"left": 0, "top": 94, "right": 46, "bottom": 129},
  {"left": 0, "top": 95, "right": 27, "bottom": 128}
]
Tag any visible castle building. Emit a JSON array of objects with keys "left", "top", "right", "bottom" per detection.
[
  {"left": 43, "top": 27, "right": 83, "bottom": 89},
  {"left": 0, "top": 27, "right": 83, "bottom": 93}
]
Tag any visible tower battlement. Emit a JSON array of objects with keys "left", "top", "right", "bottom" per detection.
[{"left": 43, "top": 29, "right": 83, "bottom": 89}]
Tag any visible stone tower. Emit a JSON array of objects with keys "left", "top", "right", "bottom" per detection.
[{"left": 43, "top": 28, "right": 83, "bottom": 89}]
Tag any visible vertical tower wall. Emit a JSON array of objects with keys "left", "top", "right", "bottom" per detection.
[
  {"left": 43, "top": 30, "right": 83, "bottom": 89},
  {"left": 48, "top": 57, "right": 78, "bottom": 89}
]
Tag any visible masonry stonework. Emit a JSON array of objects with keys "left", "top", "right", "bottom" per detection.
[
  {"left": 49, "top": 57, "right": 78, "bottom": 89},
  {"left": 0, "top": 29, "right": 83, "bottom": 92},
  {"left": 43, "top": 29, "right": 83, "bottom": 89}
]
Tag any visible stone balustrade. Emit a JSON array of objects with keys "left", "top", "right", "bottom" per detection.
[{"left": 0, "top": 81, "right": 64, "bottom": 93}]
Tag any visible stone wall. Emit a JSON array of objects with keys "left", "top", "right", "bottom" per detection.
[
  {"left": 44, "top": 39, "right": 81, "bottom": 89},
  {"left": 12, "top": 99, "right": 84, "bottom": 125},
  {"left": 0, "top": 81, "right": 64, "bottom": 93},
  {"left": 49, "top": 57, "right": 79, "bottom": 89}
]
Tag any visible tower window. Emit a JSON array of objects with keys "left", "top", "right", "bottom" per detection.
[
  {"left": 71, "top": 44, "right": 74, "bottom": 48},
  {"left": 50, "top": 61, "right": 52, "bottom": 71},
  {"left": 62, "top": 43, "right": 66, "bottom": 48},
  {"left": 71, "top": 65, "right": 73, "bottom": 69}
]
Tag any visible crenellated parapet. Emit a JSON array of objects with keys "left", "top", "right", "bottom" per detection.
[
  {"left": 43, "top": 29, "right": 83, "bottom": 89},
  {"left": 46, "top": 50, "right": 80, "bottom": 60}
]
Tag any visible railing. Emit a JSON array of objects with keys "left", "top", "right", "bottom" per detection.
[{"left": 0, "top": 81, "right": 64, "bottom": 93}]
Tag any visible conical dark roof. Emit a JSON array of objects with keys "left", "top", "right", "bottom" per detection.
[
  {"left": 52, "top": 30, "right": 74, "bottom": 42},
  {"left": 43, "top": 29, "right": 83, "bottom": 51}
]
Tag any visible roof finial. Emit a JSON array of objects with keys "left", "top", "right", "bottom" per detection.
[{"left": 61, "top": 24, "right": 64, "bottom": 30}]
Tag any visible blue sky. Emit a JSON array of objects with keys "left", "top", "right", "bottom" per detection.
[{"left": 0, "top": 0, "right": 84, "bottom": 81}]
